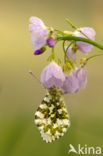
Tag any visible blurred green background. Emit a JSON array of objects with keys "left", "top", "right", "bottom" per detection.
[{"left": 0, "top": 0, "right": 103, "bottom": 155}]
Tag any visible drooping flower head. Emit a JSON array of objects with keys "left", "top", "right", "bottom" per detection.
[
  {"left": 29, "top": 17, "right": 49, "bottom": 52},
  {"left": 63, "top": 67, "right": 87, "bottom": 94},
  {"left": 74, "top": 27, "right": 96, "bottom": 54},
  {"left": 40, "top": 61, "right": 65, "bottom": 88}
]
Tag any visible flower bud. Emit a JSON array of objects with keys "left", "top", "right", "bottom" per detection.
[
  {"left": 34, "top": 49, "right": 43, "bottom": 55},
  {"left": 47, "top": 37, "right": 56, "bottom": 48}
]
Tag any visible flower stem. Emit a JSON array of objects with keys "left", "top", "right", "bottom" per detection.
[
  {"left": 57, "top": 36, "right": 103, "bottom": 51},
  {"left": 62, "top": 41, "right": 66, "bottom": 63},
  {"left": 66, "top": 41, "right": 74, "bottom": 53},
  {"left": 86, "top": 53, "right": 103, "bottom": 61},
  {"left": 80, "top": 53, "right": 103, "bottom": 66},
  {"left": 65, "top": 18, "right": 77, "bottom": 30},
  {"left": 65, "top": 18, "right": 91, "bottom": 39}
]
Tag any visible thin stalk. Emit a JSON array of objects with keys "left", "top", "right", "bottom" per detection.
[
  {"left": 28, "top": 70, "right": 44, "bottom": 89},
  {"left": 80, "top": 53, "right": 103, "bottom": 67},
  {"left": 86, "top": 53, "right": 103, "bottom": 61},
  {"left": 66, "top": 41, "right": 74, "bottom": 53},
  {"left": 65, "top": 18, "right": 91, "bottom": 39},
  {"left": 49, "top": 48, "right": 55, "bottom": 61},
  {"left": 62, "top": 41, "right": 76, "bottom": 70},
  {"left": 62, "top": 41, "right": 66, "bottom": 63},
  {"left": 65, "top": 18, "right": 77, "bottom": 30}
]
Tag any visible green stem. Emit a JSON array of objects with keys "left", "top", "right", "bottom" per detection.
[
  {"left": 80, "top": 53, "right": 103, "bottom": 66},
  {"left": 66, "top": 41, "right": 74, "bottom": 53},
  {"left": 57, "top": 36, "right": 103, "bottom": 50},
  {"left": 54, "top": 29, "right": 64, "bottom": 35},
  {"left": 62, "top": 41, "right": 66, "bottom": 63},
  {"left": 65, "top": 18, "right": 77, "bottom": 30},
  {"left": 86, "top": 53, "right": 103, "bottom": 61},
  {"left": 65, "top": 18, "right": 91, "bottom": 39},
  {"left": 62, "top": 41, "right": 76, "bottom": 70},
  {"left": 51, "top": 48, "right": 58, "bottom": 63}
]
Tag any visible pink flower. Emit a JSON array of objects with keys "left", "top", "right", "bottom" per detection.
[
  {"left": 63, "top": 67, "right": 87, "bottom": 94},
  {"left": 66, "top": 47, "right": 76, "bottom": 61},
  {"left": 40, "top": 62, "right": 65, "bottom": 88},
  {"left": 75, "top": 27, "right": 96, "bottom": 54},
  {"left": 29, "top": 17, "right": 49, "bottom": 51}
]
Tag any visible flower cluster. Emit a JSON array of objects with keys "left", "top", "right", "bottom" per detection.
[
  {"left": 29, "top": 17, "right": 102, "bottom": 143},
  {"left": 29, "top": 17, "right": 96, "bottom": 94},
  {"left": 41, "top": 62, "right": 87, "bottom": 94}
]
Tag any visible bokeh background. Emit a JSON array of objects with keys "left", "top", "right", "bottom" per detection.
[{"left": 0, "top": 0, "right": 103, "bottom": 155}]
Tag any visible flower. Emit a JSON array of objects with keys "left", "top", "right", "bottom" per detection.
[
  {"left": 63, "top": 67, "right": 87, "bottom": 93},
  {"left": 75, "top": 67, "right": 87, "bottom": 89},
  {"left": 66, "top": 47, "right": 76, "bottom": 61},
  {"left": 40, "top": 62, "right": 65, "bottom": 88},
  {"left": 47, "top": 37, "right": 56, "bottom": 48},
  {"left": 62, "top": 74, "right": 79, "bottom": 94},
  {"left": 34, "top": 49, "right": 43, "bottom": 55},
  {"left": 74, "top": 27, "right": 96, "bottom": 54},
  {"left": 29, "top": 16, "right": 49, "bottom": 51}
]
